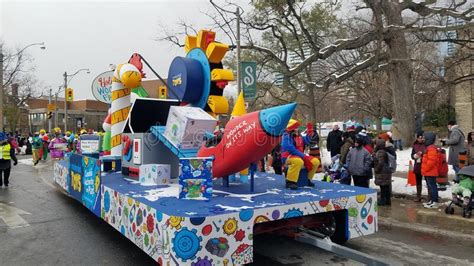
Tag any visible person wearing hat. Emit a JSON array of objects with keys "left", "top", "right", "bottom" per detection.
[
  {"left": 0, "top": 132, "right": 18, "bottom": 188},
  {"left": 49, "top": 127, "right": 67, "bottom": 160},
  {"left": 281, "top": 119, "right": 320, "bottom": 190},
  {"left": 357, "top": 129, "right": 374, "bottom": 154},
  {"left": 441, "top": 120, "right": 466, "bottom": 182},
  {"left": 326, "top": 124, "right": 343, "bottom": 158},
  {"left": 39, "top": 129, "right": 49, "bottom": 161},
  {"left": 31, "top": 132, "right": 42, "bottom": 165},
  {"left": 411, "top": 131, "right": 426, "bottom": 202},
  {"left": 422, "top": 132, "right": 440, "bottom": 208},
  {"left": 65, "top": 131, "right": 75, "bottom": 152},
  {"left": 452, "top": 166, "right": 474, "bottom": 208},
  {"left": 345, "top": 135, "right": 373, "bottom": 188},
  {"left": 75, "top": 129, "right": 88, "bottom": 154}
]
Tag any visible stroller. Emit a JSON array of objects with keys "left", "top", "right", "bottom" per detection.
[
  {"left": 445, "top": 165, "right": 474, "bottom": 218},
  {"left": 321, "top": 155, "right": 345, "bottom": 183}
]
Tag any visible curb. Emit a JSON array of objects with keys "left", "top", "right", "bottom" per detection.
[{"left": 378, "top": 217, "right": 474, "bottom": 242}]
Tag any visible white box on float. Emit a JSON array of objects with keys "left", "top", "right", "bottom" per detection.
[
  {"left": 139, "top": 164, "right": 171, "bottom": 186},
  {"left": 164, "top": 106, "right": 217, "bottom": 149}
]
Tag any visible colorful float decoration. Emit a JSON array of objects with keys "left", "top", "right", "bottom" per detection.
[{"left": 54, "top": 29, "right": 378, "bottom": 266}]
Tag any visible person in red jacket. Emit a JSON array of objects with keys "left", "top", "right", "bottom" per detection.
[{"left": 421, "top": 132, "right": 439, "bottom": 208}]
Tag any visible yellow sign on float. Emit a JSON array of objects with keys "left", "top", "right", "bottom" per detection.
[
  {"left": 185, "top": 35, "right": 197, "bottom": 53},
  {"left": 211, "top": 69, "right": 234, "bottom": 82},
  {"left": 206, "top": 42, "right": 229, "bottom": 63},
  {"left": 207, "top": 95, "right": 229, "bottom": 115}
]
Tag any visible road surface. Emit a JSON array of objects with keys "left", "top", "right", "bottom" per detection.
[{"left": 0, "top": 158, "right": 472, "bottom": 265}]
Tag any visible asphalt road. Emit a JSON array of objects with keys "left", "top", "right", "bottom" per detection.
[{"left": 0, "top": 158, "right": 473, "bottom": 265}]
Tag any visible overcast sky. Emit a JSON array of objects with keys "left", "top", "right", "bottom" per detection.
[{"left": 1, "top": 0, "right": 237, "bottom": 100}]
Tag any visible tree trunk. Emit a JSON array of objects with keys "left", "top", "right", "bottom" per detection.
[
  {"left": 382, "top": 1, "right": 416, "bottom": 146},
  {"left": 376, "top": 117, "right": 382, "bottom": 131},
  {"left": 309, "top": 86, "right": 317, "bottom": 123}
]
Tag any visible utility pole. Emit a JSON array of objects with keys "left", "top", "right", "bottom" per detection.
[
  {"left": 236, "top": 7, "right": 241, "bottom": 96},
  {"left": 48, "top": 87, "right": 52, "bottom": 132},
  {"left": 63, "top": 71, "right": 68, "bottom": 132},
  {"left": 54, "top": 92, "right": 58, "bottom": 128},
  {"left": 0, "top": 46, "right": 4, "bottom": 132}
]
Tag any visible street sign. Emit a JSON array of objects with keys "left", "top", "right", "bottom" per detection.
[
  {"left": 91, "top": 70, "right": 114, "bottom": 103},
  {"left": 240, "top": 61, "right": 257, "bottom": 100},
  {"left": 47, "top": 103, "right": 56, "bottom": 111}
]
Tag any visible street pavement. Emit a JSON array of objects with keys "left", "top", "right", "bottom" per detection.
[{"left": 0, "top": 157, "right": 473, "bottom": 265}]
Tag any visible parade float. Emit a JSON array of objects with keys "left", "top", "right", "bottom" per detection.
[{"left": 53, "top": 30, "right": 378, "bottom": 265}]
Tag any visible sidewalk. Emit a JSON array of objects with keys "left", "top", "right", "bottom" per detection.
[
  {"left": 318, "top": 148, "right": 457, "bottom": 201},
  {"left": 377, "top": 197, "right": 474, "bottom": 242}
]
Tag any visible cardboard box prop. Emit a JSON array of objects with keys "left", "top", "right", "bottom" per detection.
[
  {"left": 121, "top": 132, "right": 180, "bottom": 179},
  {"left": 164, "top": 106, "right": 216, "bottom": 150},
  {"left": 139, "top": 164, "right": 171, "bottom": 186},
  {"left": 179, "top": 158, "right": 213, "bottom": 200}
]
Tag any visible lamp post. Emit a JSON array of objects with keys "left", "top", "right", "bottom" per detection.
[
  {"left": 0, "top": 42, "right": 45, "bottom": 131},
  {"left": 63, "top": 68, "right": 90, "bottom": 132}
]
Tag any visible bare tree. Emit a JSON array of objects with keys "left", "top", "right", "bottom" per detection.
[
  {"left": 158, "top": 0, "right": 473, "bottom": 144},
  {"left": 1, "top": 41, "right": 44, "bottom": 132}
]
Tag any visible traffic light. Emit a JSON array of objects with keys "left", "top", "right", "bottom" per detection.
[
  {"left": 158, "top": 86, "right": 167, "bottom": 99},
  {"left": 47, "top": 112, "right": 53, "bottom": 119},
  {"left": 65, "top": 87, "right": 74, "bottom": 102}
]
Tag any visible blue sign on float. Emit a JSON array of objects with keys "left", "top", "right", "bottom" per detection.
[{"left": 82, "top": 156, "right": 101, "bottom": 217}]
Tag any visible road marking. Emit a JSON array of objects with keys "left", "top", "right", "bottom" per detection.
[{"left": 0, "top": 202, "right": 31, "bottom": 229}]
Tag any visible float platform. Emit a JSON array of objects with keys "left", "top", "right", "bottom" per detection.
[{"left": 54, "top": 158, "right": 377, "bottom": 266}]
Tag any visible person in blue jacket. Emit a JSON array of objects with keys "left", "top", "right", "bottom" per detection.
[{"left": 281, "top": 119, "right": 320, "bottom": 190}]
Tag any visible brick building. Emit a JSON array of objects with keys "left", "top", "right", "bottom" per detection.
[
  {"left": 447, "top": 29, "right": 473, "bottom": 133},
  {"left": 27, "top": 97, "right": 108, "bottom": 133}
]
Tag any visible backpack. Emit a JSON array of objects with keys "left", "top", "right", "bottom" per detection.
[
  {"left": 437, "top": 148, "right": 449, "bottom": 177},
  {"left": 386, "top": 152, "right": 397, "bottom": 173}
]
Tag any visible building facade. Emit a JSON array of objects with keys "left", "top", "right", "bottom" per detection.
[
  {"left": 448, "top": 29, "right": 473, "bottom": 133},
  {"left": 27, "top": 97, "right": 108, "bottom": 133}
]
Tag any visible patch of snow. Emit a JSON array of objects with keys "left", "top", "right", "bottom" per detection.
[
  {"left": 213, "top": 189, "right": 281, "bottom": 203},
  {"left": 392, "top": 148, "right": 455, "bottom": 175},
  {"left": 215, "top": 202, "right": 283, "bottom": 211},
  {"left": 337, "top": 189, "right": 356, "bottom": 193},
  {"left": 123, "top": 178, "right": 140, "bottom": 184},
  {"left": 284, "top": 191, "right": 322, "bottom": 198},
  {"left": 18, "top": 158, "right": 34, "bottom": 166},
  {"left": 318, "top": 189, "right": 334, "bottom": 193},
  {"left": 370, "top": 176, "right": 453, "bottom": 200},
  {"left": 131, "top": 184, "right": 179, "bottom": 201}
]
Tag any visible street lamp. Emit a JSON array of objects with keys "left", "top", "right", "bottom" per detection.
[
  {"left": 0, "top": 42, "right": 46, "bottom": 131},
  {"left": 63, "top": 68, "right": 89, "bottom": 132}
]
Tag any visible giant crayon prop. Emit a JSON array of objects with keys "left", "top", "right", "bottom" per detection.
[{"left": 198, "top": 103, "right": 296, "bottom": 178}]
